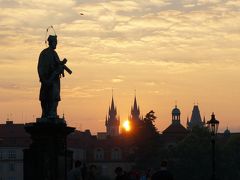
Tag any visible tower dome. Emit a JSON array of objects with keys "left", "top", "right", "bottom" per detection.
[
  {"left": 172, "top": 105, "right": 181, "bottom": 115},
  {"left": 224, "top": 127, "right": 231, "bottom": 137},
  {"left": 172, "top": 105, "right": 181, "bottom": 123}
]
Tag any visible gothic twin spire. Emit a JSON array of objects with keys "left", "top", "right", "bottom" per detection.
[
  {"left": 131, "top": 95, "right": 141, "bottom": 121},
  {"left": 105, "top": 95, "right": 118, "bottom": 126},
  {"left": 105, "top": 92, "right": 141, "bottom": 128}
]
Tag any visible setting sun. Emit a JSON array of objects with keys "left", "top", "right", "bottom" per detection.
[{"left": 123, "top": 120, "right": 131, "bottom": 132}]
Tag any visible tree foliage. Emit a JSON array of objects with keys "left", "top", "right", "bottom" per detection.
[
  {"left": 134, "top": 110, "right": 160, "bottom": 169},
  {"left": 130, "top": 111, "right": 240, "bottom": 179},
  {"left": 162, "top": 127, "right": 240, "bottom": 180},
  {"left": 169, "top": 127, "right": 212, "bottom": 180}
]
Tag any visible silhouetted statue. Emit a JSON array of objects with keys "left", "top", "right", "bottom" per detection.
[{"left": 38, "top": 35, "right": 72, "bottom": 119}]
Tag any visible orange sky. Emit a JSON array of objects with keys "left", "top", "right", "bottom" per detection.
[{"left": 0, "top": 0, "right": 240, "bottom": 133}]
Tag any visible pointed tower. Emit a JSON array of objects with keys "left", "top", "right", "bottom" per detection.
[
  {"left": 203, "top": 116, "right": 206, "bottom": 126},
  {"left": 186, "top": 116, "right": 189, "bottom": 129},
  {"left": 187, "top": 105, "right": 204, "bottom": 130},
  {"left": 105, "top": 96, "right": 120, "bottom": 136},
  {"left": 130, "top": 94, "right": 142, "bottom": 125},
  {"left": 131, "top": 96, "right": 140, "bottom": 120}
]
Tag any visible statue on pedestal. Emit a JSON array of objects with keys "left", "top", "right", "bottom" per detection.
[
  {"left": 24, "top": 27, "right": 75, "bottom": 180},
  {"left": 37, "top": 31, "right": 72, "bottom": 119}
]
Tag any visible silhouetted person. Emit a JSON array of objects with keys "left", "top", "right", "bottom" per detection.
[
  {"left": 115, "top": 167, "right": 128, "bottom": 180},
  {"left": 38, "top": 35, "right": 64, "bottom": 118},
  {"left": 68, "top": 160, "right": 83, "bottom": 180},
  {"left": 81, "top": 163, "right": 87, "bottom": 180},
  {"left": 128, "top": 166, "right": 139, "bottom": 180},
  {"left": 87, "top": 164, "right": 97, "bottom": 180},
  {"left": 146, "top": 168, "right": 153, "bottom": 180},
  {"left": 140, "top": 169, "right": 152, "bottom": 180},
  {"left": 151, "top": 161, "right": 173, "bottom": 180}
]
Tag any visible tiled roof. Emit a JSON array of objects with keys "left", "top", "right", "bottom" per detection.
[
  {"left": 0, "top": 122, "right": 30, "bottom": 147},
  {"left": 0, "top": 124, "right": 29, "bottom": 138},
  {"left": 162, "top": 123, "right": 188, "bottom": 134}
]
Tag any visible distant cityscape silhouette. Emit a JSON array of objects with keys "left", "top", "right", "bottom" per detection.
[{"left": 0, "top": 94, "right": 238, "bottom": 179}]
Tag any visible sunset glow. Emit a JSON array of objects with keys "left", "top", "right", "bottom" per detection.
[
  {"left": 123, "top": 120, "right": 131, "bottom": 132},
  {"left": 0, "top": 0, "right": 240, "bottom": 133}
]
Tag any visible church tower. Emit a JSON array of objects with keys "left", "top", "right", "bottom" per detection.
[
  {"left": 172, "top": 105, "right": 181, "bottom": 125},
  {"left": 105, "top": 96, "right": 120, "bottom": 136},
  {"left": 187, "top": 104, "right": 205, "bottom": 130},
  {"left": 129, "top": 94, "right": 142, "bottom": 125},
  {"left": 162, "top": 105, "right": 187, "bottom": 135}
]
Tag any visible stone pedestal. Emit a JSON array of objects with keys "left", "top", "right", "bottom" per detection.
[{"left": 24, "top": 118, "right": 75, "bottom": 180}]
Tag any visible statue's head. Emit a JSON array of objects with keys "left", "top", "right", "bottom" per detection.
[{"left": 47, "top": 35, "right": 57, "bottom": 49}]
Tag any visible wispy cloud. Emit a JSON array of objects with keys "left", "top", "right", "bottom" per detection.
[
  {"left": 145, "top": 82, "right": 156, "bottom": 86},
  {"left": 1, "top": 0, "right": 239, "bottom": 65},
  {"left": 111, "top": 78, "right": 124, "bottom": 83},
  {"left": 0, "top": 0, "right": 239, "bottom": 132}
]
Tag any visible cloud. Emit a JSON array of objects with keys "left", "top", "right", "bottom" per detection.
[
  {"left": 1, "top": 0, "right": 239, "bottom": 66},
  {"left": 62, "top": 86, "right": 95, "bottom": 98},
  {"left": 0, "top": 85, "right": 37, "bottom": 102},
  {"left": 0, "top": 83, "right": 20, "bottom": 90},
  {"left": 197, "top": 0, "right": 222, "bottom": 5},
  {"left": 111, "top": 78, "right": 124, "bottom": 83},
  {"left": 0, "top": 0, "right": 20, "bottom": 8},
  {"left": 62, "top": 86, "right": 114, "bottom": 98},
  {"left": 0, "top": 1, "right": 239, "bottom": 88},
  {"left": 145, "top": 82, "right": 156, "bottom": 86},
  {"left": 0, "top": 0, "right": 239, "bottom": 63},
  {"left": 92, "top": 79, "right": 103, "bottom": 83},
  {"left": 0, "top": 0, "right": 239, "bottom": 133}
]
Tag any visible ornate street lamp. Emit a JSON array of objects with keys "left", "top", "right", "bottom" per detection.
[{"left": 207, "top": 112, "right": 219, "bottom": 180}]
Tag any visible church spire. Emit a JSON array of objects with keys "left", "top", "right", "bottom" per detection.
[
  {"left": 188, "top": 104, "right": 204, "bottom": 130},
  {"left": 130, "top": 91, "right": 141, "bottom": 123},
  {"left": 132, "top": 90, "right": 139, "bottom": 112},
  {"left": 105, "top": 94, "right": 120, "bottom": 137},
  {"left": 133, "top": 95, "right": 138, "bottom": 111},
  {"left": 110, "top": 95, "right": 115, "bottom": 111},
  {"left": 108, "top": 91, "right": 117, "bottom": 116}
]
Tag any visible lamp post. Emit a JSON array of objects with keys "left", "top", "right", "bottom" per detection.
[{"left": 207, "top": 112, "right": 219, "bottom": 180}]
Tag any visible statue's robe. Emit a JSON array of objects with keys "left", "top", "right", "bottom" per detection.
[{"left": 38, "top": 47, "right": 61, "bottom": 102}]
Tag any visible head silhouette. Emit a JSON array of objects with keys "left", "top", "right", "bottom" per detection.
[
  {"left": 47, "top": 35, "right": 57, "bottom": 49},
  {"left": 115, "top": 167, "right": 123, "bottom": 176},
  {"left": 161, "top": 160, "right": 168, "bottom": 169},
  {"left": 75, "top": 160, "right": 82, "bottom": 168}
]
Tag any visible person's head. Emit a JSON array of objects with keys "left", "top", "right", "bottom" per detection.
[
  {"left": 47, "top": 35, "right": 57, "bottom": 49},
  {"left": 115, "top": 167, "right": 123, "bottom": 176},
  {"left": 75, "top": 160, "right": 82, "bottom": 168},
  {"left": 160, "top": 160, "right": 168, "bottom": 169}
]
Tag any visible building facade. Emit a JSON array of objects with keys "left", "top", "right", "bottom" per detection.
[
  {"left": 0, "top": 102, "right": 230, "bottom": 179},
  {"left": 0, "top": 121, "right": 30, "bottom": 180}
]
